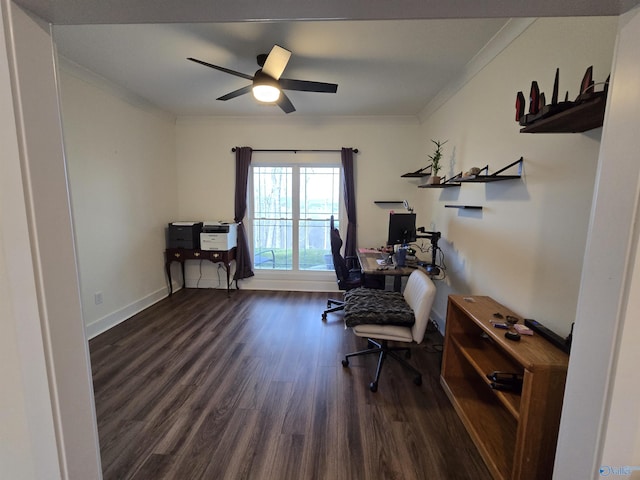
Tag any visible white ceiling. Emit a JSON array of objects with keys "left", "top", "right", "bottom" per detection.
[
  {"left": 53, "top": 19, "right": 513, "bottom": 117},
  {"left": 34, "top": 0, "right": 640, "bottom": 117}
]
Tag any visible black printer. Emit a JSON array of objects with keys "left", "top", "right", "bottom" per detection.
[{"left": 168, "top": 222, "right": 203, "bottom": 249}]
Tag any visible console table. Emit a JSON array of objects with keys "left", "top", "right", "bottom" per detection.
[{"left": 165, "top": 247, "right": 237, "bottom": 296}]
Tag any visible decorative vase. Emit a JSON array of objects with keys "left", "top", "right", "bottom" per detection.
[{"left": 430, "top": 175, "right": 441, "bottom": 185}]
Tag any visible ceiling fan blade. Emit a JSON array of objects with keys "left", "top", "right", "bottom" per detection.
[
  {"left": 261, "top": 45, "right": 291, "bottom": 80},
  {"left": 279, "top": 78, "right": 338, "bottom": 93},
  {"left": 217, "top": 85, "right": 253, "bottom": 101},
  {"left": 187, "top": 57, "right": 254, "bottom": 81},
  {"left": 276, "top": 92, "right": 296, "bottom": 114}
]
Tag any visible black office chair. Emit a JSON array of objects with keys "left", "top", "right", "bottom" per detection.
[{"left": 322, "top": 217, "right": 383, "bottom": 320}]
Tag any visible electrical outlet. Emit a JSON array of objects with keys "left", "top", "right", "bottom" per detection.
[{"left": 94, "top": 292, "right": 103, "bottom": 305}]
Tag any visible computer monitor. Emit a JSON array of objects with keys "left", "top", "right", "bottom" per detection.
[{"left": 387, "top": 213, "right": 417, "bottom": 246}]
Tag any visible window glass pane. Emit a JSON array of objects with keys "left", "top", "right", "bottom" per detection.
[
  {"left": 253, "top": 166, "right": 292, "bottom": 219},
  {"left": 300, "top": 167, "right": 340, "bottom": 219},
  {"left": 299, "top": 219, "right": 333, "bottom": 270},
  {"left": 253, "top": 167, "right": 293, "bottom": 270},
  {"left": 299, "top": 167, "right": 340, "bottom": 271},
  {"left": 253, "top": 219, "right": 292, "bottom": 270}
]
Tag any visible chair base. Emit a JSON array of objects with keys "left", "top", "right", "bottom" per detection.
[
  {"left": 322, "top": 298, "right": 344, "bottom": 320},
  {"left": 342, "top": 339, "right": 422, "bottom": 392}
]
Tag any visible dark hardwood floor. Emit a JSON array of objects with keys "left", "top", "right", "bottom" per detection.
[{"left": 89, "top": 288, "right": 491, "bottom": 480}]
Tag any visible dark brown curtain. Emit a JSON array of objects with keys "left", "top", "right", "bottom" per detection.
[
  {"left": 234, "top": 147, "right": 255, "bottom": 281},
  {"left": 341, "top": 147, "right": 357, "bottom": 259}
]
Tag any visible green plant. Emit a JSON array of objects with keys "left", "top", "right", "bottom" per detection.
[{"left": 428, "top": 139, "right": 448, "bottom": 176}]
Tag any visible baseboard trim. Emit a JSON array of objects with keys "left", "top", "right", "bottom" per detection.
[
  {"left": 430, "top": 308, "right": 446, "bottom": 336},
  {"left": 85, "top": 287, "right": 169, "bottom": 339},
  {"left": 236, "top": 277, "right": 339, "bottom": 292}
]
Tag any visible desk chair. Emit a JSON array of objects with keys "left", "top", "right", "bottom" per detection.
[
  {"left": 322, "top": 217, "right": 383, "bottom": 320},
  {"left": 341, "top": 269, "right": 436, "bottom": 392}
]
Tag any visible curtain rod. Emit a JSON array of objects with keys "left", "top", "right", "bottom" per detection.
[{"left": 231, "top": 147, "right": 358, "bottom": 154}]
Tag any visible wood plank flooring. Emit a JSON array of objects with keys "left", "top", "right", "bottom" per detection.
[{"left": 89, "top": 288, "right": 492, "bottom": 480}]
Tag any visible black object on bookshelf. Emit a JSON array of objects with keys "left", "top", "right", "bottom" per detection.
[
  {"left": 374, "top": 201, "right": 405, "bottom": 205},
  {"left": 524, "top": 318, "right": 571, "bottom": 354}
]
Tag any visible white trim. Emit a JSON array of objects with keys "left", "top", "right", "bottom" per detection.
[
  {"left": 418, "top": 18, "right": 535, "bottom": 122},
  {"left": 176, "top": 114, "right": 421, "bottom": 125},
  {"left": 554, "top": 7, "right": 640, "bottom": 477},
  {"left": 56, "top": 55, "right": 176, "bottom": 123},
  {"left": 85, "top": 287, "right": 170, "bottom": 339},
  {"left": 238, "top": 277, "right": 340, "bottom": 292},
  {"left": 4, "top": 2, "right": 102, "bottom": 478},
  {"left": 1, "top": 2, "right": 62, "bottom": 477}
]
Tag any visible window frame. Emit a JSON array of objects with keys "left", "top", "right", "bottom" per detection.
[{"left": 248, "top": 154, "right": 344, "bottom": 276}]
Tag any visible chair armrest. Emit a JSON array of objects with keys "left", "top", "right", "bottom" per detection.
[{"left": 255, "top": 249, "right": 275, "bottom": 267}]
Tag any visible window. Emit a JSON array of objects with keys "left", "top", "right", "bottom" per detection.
[{"left": 252, "top": 165, "right": 341, "bottom": 271}]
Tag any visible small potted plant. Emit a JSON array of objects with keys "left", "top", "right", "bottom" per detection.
[{"left": 428, "top": 139, "right": 447, "bottom": 184}]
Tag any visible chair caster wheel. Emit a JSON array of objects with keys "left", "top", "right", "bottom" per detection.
[
  {"left": 341, "top": 359, "right": 349, "bottom": 367},
  {"left": 322, "top": 313, "right": 327, "bottom": 321},
  {"left": 327, "top": 301, "right": 331, "bottom": 307},
  {"left": 369, "top": 382, "right": 378, "bottom": 392},
  {"left": 414, "top": 375, "right": 422, "bottom": 386}
]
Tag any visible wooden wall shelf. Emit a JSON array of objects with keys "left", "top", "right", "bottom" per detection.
[
  {"left": 419, "top": 158, "right": 523, "bottom": 189},
  {"left": 401, "top": 165, "right": 432, "bottom": 178},
  {"left": 418, "top": 176, "right": 461, "bottom": 189},
  {"left": 374, "top": 201, "right": 404, "bottom": 205},
  {"left": 520, "top": 96, "right": 605, "bottom": 133},
  {"left": 445, "top": 205, "right": 483, "bottom": 210},
  {"left": 441, "top": 295, "right": 568, "bottom": 480},
  {"left": 458, "top": 157, "right": 523, "bottom": 183}
]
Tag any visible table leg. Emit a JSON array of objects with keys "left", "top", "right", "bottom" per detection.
[
  {"left": 394, "top": 275, "right": 402, "bottom": 292},
  {"left": 165, "top": 261, "right": 173, "bottom": 295}
]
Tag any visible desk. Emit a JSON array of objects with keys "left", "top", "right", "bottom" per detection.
[
  {"left": 165, "top": 247, "right": 237, "bottom": 296},
  {"left": 357, "top": 248, "right": 423, "bottom": 292}
]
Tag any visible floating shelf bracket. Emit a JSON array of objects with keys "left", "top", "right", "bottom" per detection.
[
  {"left": 418, "top": 173, "right": 462, "bottom": 189},
  {"left": 401, "top": 164, "right": 433, "bottom": 178},
  {"left": 458, "top": 157, "right": 523, "bottom": 183}
]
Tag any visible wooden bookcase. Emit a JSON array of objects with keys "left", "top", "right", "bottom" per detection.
[{"left": 441, "top": 295, "right": 568, "bottom": 480}]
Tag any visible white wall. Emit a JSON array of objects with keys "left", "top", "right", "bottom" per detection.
[
  {"left": 417, "top": 16, "right": 617, "bottom": 336},
  {"left": 58, "top": 63, "right": 178, "bottom": 337},
  {"left": 175, "top": 115, "right": 421, "bottom": 291},
  {"left": 4, "top": 5, "right": 640, "bottom": 480}
]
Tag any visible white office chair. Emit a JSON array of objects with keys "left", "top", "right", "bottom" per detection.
[{"left": 341, "top": 269, "right": 437, "bottom": 392}]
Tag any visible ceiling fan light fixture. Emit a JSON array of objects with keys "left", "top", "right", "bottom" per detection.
[
  {"left": 253, "top": 84, "right": 280, "bottom": 103},
  {"left": 252, "top": 70, "right": 281, "bottom": 103}
]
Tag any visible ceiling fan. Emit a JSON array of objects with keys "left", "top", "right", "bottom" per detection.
[{"left": 187, "top": 45, "right": 338, "bottom": 114}]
